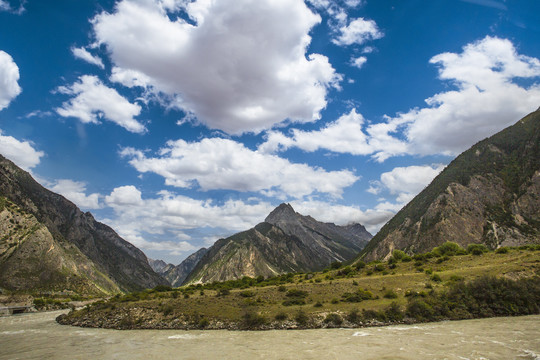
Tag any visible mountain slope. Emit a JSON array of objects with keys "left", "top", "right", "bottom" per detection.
[
  {"left": 0, "top": 155, "right": 166, "bottom": 293},
  {"left": 185, "top": 204, "right": 372, "bottom": 284},
  {"left": 360, "top": 108, "right": 540, "bottom": 261},
  {"left": 151, "top": 248, "right": 208, "bottom": 287}
]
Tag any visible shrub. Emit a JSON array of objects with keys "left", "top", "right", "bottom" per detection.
[
  {"left": 467, "top": 244, "right": 489, "bottom": 255},
  {"left": 153, "top": 285, "right": 172, "bottom": 292},
  {"left": 337, "top": 266, "right": 353, "bottom": 276},
  {"left": 433, "top": 242, "right": 463, "bottom": 257},
  {"left": 278, "top": 285, "right": 287, "bottom": 292},
  {"left": 295, "top": 311, "right": 309, "bottom": 326},
  {"left": 354, "top": 261, "right": 366, "bottom": 270},
  {"left": 239, "top": 290, "right": 255, "bottom": 298},
  {"left": 331, "top": 298, "right": 340, "bottom": 304},
  {"left": 217, "top": 288, "right": 230, "bottom": 296},
  {"left": 425, "top": 269, "right": 433, "bottom": 275},
  {"left": 384, "top": 301, "right": 404, "bottom": 322},
  {"left": 241, "top": 312, "right": 267, "bottom": 329},
  {"left": 402, "top": 255, "right": 412, "bottom": 262},
  {"left": 324, "top": 313, "right": 343, "bottom": 326},
  {"left": 406, "top": 299, "right": 435, "bottom": 321},
  {"left": 341, "top": 288, "right": 374, "bottom": 302},
  {"left": 286, "top": 289, "right": 308, "bottom": 298},
  {"left": 198, "top": 318, "right": 209, "bottom": 328},
  {"left": 313, "top": 301, "right": 323, "bottom": 308},
  {"left": 274, "top": 312, "right": 288, "bottom": 321},
  {"left": 330, "top": 261, "right": 343, "bottom": 269},
  {"left": 495, "top": 247, "right": 509, "bottom": 254},
  {"left": 431, "top": 274, "right": 442, "bottom": 282},
  {"left": 392, "top": 250, "right": 406, "bottom": 261},
  {"left": 347, "top": 309, "right": 361, "bottom": 324},
  {"left": 383, "top": 290, "right": 398, "bottom": 299},
  {"left": 374, "top": 264, "right": 386, "bottom": 272}
]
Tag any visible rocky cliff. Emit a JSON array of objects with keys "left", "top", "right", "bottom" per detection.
[
  {"left": 0, "top": 155, "right": 166, "bottom": 293},
  {"left": 360, "top": 108, "right": 540, "bottom": 261},
  {"left": 150, "top": 248, "right": 208, "bottom": 287},
  {"left": 185, "top": 204, "right": 372, "bottom": 284}
]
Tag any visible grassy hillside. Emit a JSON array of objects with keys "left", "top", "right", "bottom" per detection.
[{"left": 58, "top": 244, "right": 540, "bottom": 330}]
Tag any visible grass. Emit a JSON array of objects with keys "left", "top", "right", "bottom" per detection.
[{"left": 57, "top": 246, "right": 540, "bottom": 330}]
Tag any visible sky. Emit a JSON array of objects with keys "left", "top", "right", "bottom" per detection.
[{"left": 0, "top": 0, "right": 539, "bottom": 264}]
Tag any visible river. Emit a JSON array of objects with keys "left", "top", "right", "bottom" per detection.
[{"left": 1, "top": 311, "right": 539, "bottom": 359}]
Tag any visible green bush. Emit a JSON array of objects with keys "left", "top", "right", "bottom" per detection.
[
  {"left": 313, "top": 301, "right": 323, "bottom": 308},
  {"left": 274, "top": 312, "right": 288, "bottom": 321},
  {"left": 374, "top": 264, "right": 386, "bottom": 272},
  {"left": 467, "top": 243, "right": 489, "bottom": 255},
  {"left": 433, "top": 242, "right": 463, "bottom": 257},
  {"left": 341, "top": 288, "right": 374, "bottom": 302},
  {"left": 239, "top": 290, "right": 255, "bottom": 298},
  {"left": 383, "top": 290, "right": 398, "bottom": 299},
  {"left": 324, "top": 313, "right": 343, "bottom": 326},
  {"left": 347, "top": 309, "right": 361, "bottom": 324},
  {"left": 495, "top": 247, "right": 509, "bottom": 254},
  {"left": 354, "top": 261, "right": 366, "bottom": 270},
  {"left": 392, "top": 250, "right": 406, "bottom": 261},
  {"left": 402, "top": 255, "right": 412, "bottom": 262},
  {"left": 295, "top": 310, "right": 309, "bottom": 326},
  {"left": 384, "top": 301, "right": 404, "bottom": 322},
  {"left": 278, "top": 285, "right": 287, "bottom": 292},
  {"left": 330, "top": 261, "right": 343, "bottom": 269},
  {"left": 241, "top": 312, "right": 267, "bottom": 329},
  {"left": 431, "top": 274, "right": 442, "bottom": 282}
]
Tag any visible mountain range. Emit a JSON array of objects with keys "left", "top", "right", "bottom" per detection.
[{"left": 184, "top": 203, "right": 372, "bottom": 284}]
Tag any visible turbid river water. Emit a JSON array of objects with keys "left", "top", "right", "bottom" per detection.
[{"left": 0, "top": 311, "right": 539, "bottom": 360}]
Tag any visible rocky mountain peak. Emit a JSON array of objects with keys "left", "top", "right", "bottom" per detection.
[{"left": 264, "top": 203, "right": 297, "bottom": 224}]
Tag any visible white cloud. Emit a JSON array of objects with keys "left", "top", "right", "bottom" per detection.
[
  {"left": 121, "top": 137, "right": 359, "bottom": 199},
  {"left": 351, "top": 56, "right": 367, "bottom": 69},
  {"left": 71, "top": 47, "right": 105, "bottom": 69},
  {"left": 92, "top": 0, "right": 341, "bottom": 134},
  {"left": 262, "top": 37, "right": 540, "bottom": 162},
  {"left": 0, "top": 50, "right": 21, "bottom": 110},
  {"left": 258, "top": 108, "right": 407, "bottom": 160},
  {"left": 0, "top": 0, "right": 24, "bottom": 14},
  {"left": 383, "top": 36, "right": 540, "bottom": 159},
  {"left": 0, "top": 130, "right": 44, "bottom": 170},
  {"left": 56, "top": 75, "right": 146, "bottom": 133},
  {"left": 332, "top": 17, "right": 383, "bottom": 46},
  {"left": 102, "top": 186, "right": 276, "bottom": 253},
  {"left": 49, "top": 179, "right": 102, "bottom": 209},
  {"left": 369, "top": 164, "right": 446, "bottom": 213},
  {"left": 290, "top": 200, "right": 394, "bottom": 234}
]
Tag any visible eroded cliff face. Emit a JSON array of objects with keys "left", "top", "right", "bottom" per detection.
[
  {"left": 366, "top": 172, "right": 540, "bottom": 261},
  {"left": 361, "top": 109, "right": 540, "bottom": 262},
  {"left": 0, "top": 155, "right": 166, "bottom": 293}
]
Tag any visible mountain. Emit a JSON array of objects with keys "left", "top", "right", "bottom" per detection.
[
  {"left": 185, "top": 203, "right": 372, "bottom": 284},
  {"left": 148, "top": 258, "right": 171, "bottom": 274},
  {"left": 359, "top": 108, "right": 540, "bottom": 261},
  {"left": 152, "top": 248, "right": 208, "bottom": 287},
  {"left": 0, "top": 155, "right": 166, "bottom": 294}
]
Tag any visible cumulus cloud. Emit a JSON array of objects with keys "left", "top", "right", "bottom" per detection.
[
  {"left": 0, "top": 0, "right": 24, "bottom": 14},
  {"left": 351, "top": 56, "right": 367, "bottom": 69},
  {"left": 332, "top": 17, "right": 383, "bottom": 46},
  {"left": 92, "top": 0, "right": 341, "bottom": 134},
  {"left": 385, "top": 36, "right": 540, "bottom": 158},
  {"left": 0, "top": 50, "right": 21, "bottom": 110},
  {"left": 258, "top": 108, "right": 407, "bottom": 161},
  {"left": 0, "top": 130, "right": 44, "bottom": 170},
  {"left": 369, "top": 164, "right": 446, "bottom": 212},
  {"left": 102, "top": 186, "right": 276, "bottom": 254},
  {"left": 56, "top": 75, "right": 146, "bottom": 133},
  {"left": 290, "top": 200, "right": 394, "bottom": 234},
  {"left": 71, "top": 47, "right": 105, "bottom": 69},
  {"left": 121, "top": 137, "right": 359, "bottom": 199},
  {"left": 262, "top": 37, "right": 540, "bottom": 162},
  {"left": 49, "top": 179, "right": 102, "bottom": 209}
]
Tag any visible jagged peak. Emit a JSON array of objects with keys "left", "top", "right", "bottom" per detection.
[{"left": 264, "top": 203, "right": 297, "bottom": 224}]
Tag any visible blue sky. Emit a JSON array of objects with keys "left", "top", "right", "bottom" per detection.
[{"left": 0, "top": 0, "right": 539, "bottom": 264}]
